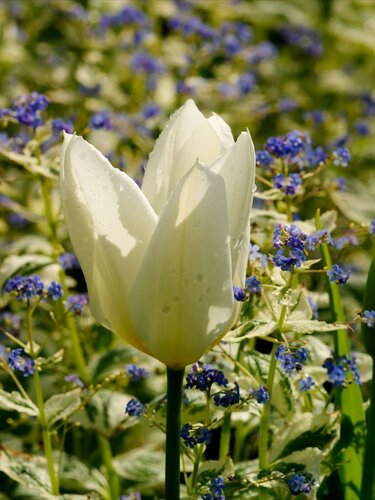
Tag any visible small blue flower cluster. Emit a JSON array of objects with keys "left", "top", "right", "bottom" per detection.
[
  {"left": 125, "top": 398, "right": 144, "bottom": 417},
  {"left": 276, "top": 345, "right": 309, "bottom": 376},
  {"left": 213, "top": 382, "right": 240, "bottom": 407},
  {"left": 131, "top": 52, "right": 164, "bottom": 75},
  {"left": 3, "top": 275, "right": 63, "bottom": 302},
  {"left": 323, "top": 354, "right": 361, "bottom": 387},
  {"left": 245, "top": 275, "right": 262, "bottom": 294},
  {"left": 180, "top": 423, "right": 212, "bottom": 448},
  {"left": 265, "top": 131, "right": 305, "bottom": 158},
  {"left": 58, "top": 252, "right": 81, "bottom": 270},
  {"left": 333, "top": 147, "right": 351, "bottom": 167},
  {"left": 100, "top": 5, "right": 148, "bottom": 30},
  {"left": 89, "top": 110, "right": 112, "bottom": 130},
  {"left": 256, "top": 150, "right": 274, "bottom": 167},
  {"left": 8, "top": 348, "right": 35, "bottom": 377},
  {"left": 125, "top": 364, "right": 149, "bottom": 382},
  {"left": 369, "top": 220, "right": 375, "bottom": 236},
  {"left": 65, "top": 294, "right": 88, "bottom": 315},
  {"left": 272, "top": 224, "right": 329, "bottom": 272},
  {"left": 252, "top": 385, "right": 269, "bottom": 404},
  {"left": 201, "top": 477, "right": 225, "bottom": 500},
  {"left": 6, "top": 92, "right": 49, "bottom": 128},
  {"left": 327, "top": 264, "right": 351, "bottom": 285},
  {"left": 287, "top": 473, "right": 314, "bottom": 495},
  {"left": 364, "top": 310, "right": 375, "bottom": 327},
  {"left": 278, "top": 24, "right": 323, "bottom": 57},
  {"left": 3, "top": 275, "right": 44, "bottom": 301},
  {"left": 65, "top": 374, "right": 85, "bottom": 389},
  {"left": 51, "top": 118, "right": 73, "bottom": 134},
  {"left": 186, "top": 364, "right": 228, "bottom": 392},
  {"left": 233, "top": 286, "right": 247, "bottom": 302},
  {"left": 273, "top": 172, "right": 302, "bottom": 195},
  {"left": 299, "top": 375, "right": 315, "bottom": 392}
]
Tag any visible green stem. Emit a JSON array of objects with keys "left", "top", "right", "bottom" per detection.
[
  {"left": 219, "top": 414, "right": 231, "bottom": 459},
  {"left": 258, "top": 342, "right": 278, "bottom": 470},
  {"left": 361, "top": 361, "right": 375, "bottom": 500},
  {"left": 40, "top": 177, "right": 89, "bottom": 385},
  {"left": 316, "top": 209, "right": 365, "bottom": 500},
  {"left": 98, "top": 435, "right": 120, "bottom": 500},
  {"left": 165, "top": 367, "right": 184, "bottom": 500},
  {"left": 27, "top": 307, "right": 59, "bottom": 495}
]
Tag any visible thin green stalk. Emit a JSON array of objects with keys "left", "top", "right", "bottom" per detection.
[
  {"left": 27, "top": 307, "right": 59, "bottom": 495},
  {"left": 360, "top": 258, "right": 375, "bottom": 500},
  {"left": 316, "top": 209, "right": 365, "bottom": 500},
  {"left": 258, "top": 342, "right": 278, "bottom": 470},
  {"left": 165, "top": 367, "right": 184, "bottom": 500},
  {"left": 40, "top": 177, "right": 89, "bottom": 384},
  {"left": 190, "top": 386, "right": 211, "bottom": 492},
  {"left": 98, "top": 435, "right": 120, "bottom": 500}
]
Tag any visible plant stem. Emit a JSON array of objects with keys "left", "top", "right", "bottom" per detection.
[
  {"left": 165, "top": 367, "right": 184, "bottom": 500},
  {"left": 98, "top": 435, "right": 120, "bottom": 500},
  {"left": 316, "top": 209, "right": 365, "bottom": 500},
  {"left": 27, "top": 306, "right": 59, "bottom": 495},
  {"left": 40, "top": 176, "right": 89, "bottom": 385},
  {"left": 258, "top": 342, "right": 278, "bottom": 470}
]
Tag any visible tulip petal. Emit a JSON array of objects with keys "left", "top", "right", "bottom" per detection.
[
  {"left": 142, "top": 99, "right": 206, "bottom": 214},
  {"left": 211, "top": 131, "right": 256, "bottom": 286},
  {"left": 208, "top": 113, "right": 235, "bottom": 149},
  {"left": 61, "top": 134, "right": 157, "bottom": 353},
  {"left": 129, "top": 162, "right": 234, "bottom": 368}
]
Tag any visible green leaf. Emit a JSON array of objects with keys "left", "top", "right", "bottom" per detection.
[
  {"left": 0, "top": 389, "right": 38, "bottom": 417},
  {"left": 78, "top": 389, "right": 129, "bottom": 435},
  {"left": 59, "top": 453, "right": 106, "bottom": 494},
  {"left": 113, "top": 448, "right": 164, "bottom": 491},
  {"left": 44, "top": 389, "right": 82, "bottom": 426},
  {"left": 0, "top": 450, "right": 55, "bottom": 499}
]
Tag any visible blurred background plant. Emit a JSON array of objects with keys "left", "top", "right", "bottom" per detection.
[{"left": 0, "top": 0, "right": 374, "bottom": 499}]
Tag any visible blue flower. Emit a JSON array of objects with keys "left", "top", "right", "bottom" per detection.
[
  {"left": 51, "top": 118, "right": 73, "bottom": 134},
  {"left": 125, "top": 364, "right": 149, "bottom": 382},
  {"left": 369, "top": 220, "right": 375, "bottom": 236},
  {"left": 276, "top": 345, "right": 309, "bottom": 376},
  {"left": 181, "top": 423, "right": 212, "bottom": 448},
  {"left": 12, "top": 92, "right": 49, "bottom": 128},
  {"left": 125, "top": 398, "right": 144, "bottom": 417},
  {"left": 89, "top": 111, "right": 112, "bottom": 130},
  {"left": 233, "top": 286, "right": 247, "bottom": 302},
  {"left": 0, "top": 312, "right": 21, "bottom": 334},
  {"left": 245, "top": 276, "right": 262, "bottom": 294},
  {"left": 299, "top": 376, "right": 315, "bottom": 392},
  {"left": 131, "top": 52, "right": 164, "bottom": 74},
  {"left": 287, "top": 473, "right": 314, "bottom": 495},
  {"left": 364, "top": 310, "right": 375, "bottom": 327},
  {"left": 66, "top": 294, "right": 88, "bottom": 315},
  {"left": 8, "top": 348, "right": 35, "bottom": 376},
  {"left": 333, "top": 147, "right": 351, "bottom": 167},
  {"left": 65, "top": 374, "right": 85, "bottom": 389},
  {"left": 253, "top": 385, "right": 269, "bottom": 404},
  {"left": 213, "top": 382, "right": 240, "bottom": 407},
  {"left": 322, "top": 358, "right": 347, "bottom": 387},
  {"left": 327, "top": 264, "right": 350, "bottom": 285},
  {"left": 256, "top": 150, "right": 274, "bottom": 167},
  {"left": 47, "top": 281, "right": 63, "bottom": 301},
  {"left": 58, "top": 252, "right": 81, "bottom": 270},
  {"left": 186, "top": 364, "right": 228, "bottom": 392},
  {"left": 3, "top": 275, "right": 44, "bottom": 301}
]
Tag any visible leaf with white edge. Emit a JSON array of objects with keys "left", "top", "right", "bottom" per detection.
[
  {"left": 78, "top": 389, "right": 130, "bottom": 434},
  {"left": 0, "top": 254, "right": 52, "bottom": 290},
  {"left": 254, "top": 189, "right": 284, "bottom": 201},
  {"left": 272, "top": 447, "right": 324, "bottom": 483},
  {"left": 113, "top": 448, "right": 164, "bottom": 489},
  {"left": 283, "top": 319, "right": 345, "bottom": 334},
  {"left": 59, "top": 452, "right": 107, "bottom": 494},
  {"left": 0, "top": 389, "right": 38, "bottom": 416},
  {"left": 269, "top": 412, "right": 340, "bottom": 463},
  {"left": 0, "top": 149, "right": 55, "bottom": 178},
  {"left": 44, "top": 389, "right": 82, "bottom": 426},
  {"left": 298, "top": 258, "right": 322, "bottom": 270},
  {"left": 0, "top": 450, "right": 55, "bottom": 499},
  {"left": 226, "top": 321, "right": 277, "bottom": 342}
]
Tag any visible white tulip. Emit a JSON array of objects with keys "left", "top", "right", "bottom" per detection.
[{"left": 60, "top": 99, "right": 255, "bottom": 368}]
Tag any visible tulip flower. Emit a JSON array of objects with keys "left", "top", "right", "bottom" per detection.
[{"left": 60, "top": 99, "right": 255, "bottom": 369}]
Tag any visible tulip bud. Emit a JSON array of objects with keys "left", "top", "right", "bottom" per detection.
[{"left": 60, "top": 99, "right": 255, "bottom": 368}]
